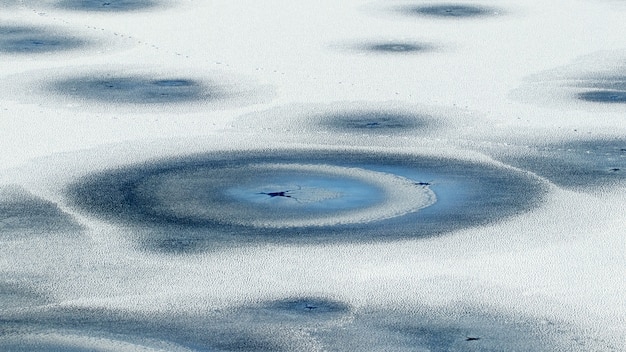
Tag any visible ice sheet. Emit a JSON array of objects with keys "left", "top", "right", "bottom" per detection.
[{"left": 1, "top": 0, "right": 625, "bottom": 350}]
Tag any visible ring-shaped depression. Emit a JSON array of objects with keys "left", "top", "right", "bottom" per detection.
[
  {"left": 140, "top": 163, "right": 435, "bottom": 228},
  {"left": 67, "top": 150, "right": 545, "bottom": 251}
]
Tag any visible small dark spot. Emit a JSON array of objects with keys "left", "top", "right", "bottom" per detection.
[
  {"left": 260, "top": 191, "right": 292, "bottom": 198},
  {"left": 609, "top": 168, "right": 620, "bottom": 172},
  {"left": 466, "top": 336, "right": 481, "bottom": 341}
]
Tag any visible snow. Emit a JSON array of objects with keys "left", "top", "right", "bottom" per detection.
[{"left": 1, "top": 0, "right": 625, "bottom": 350}]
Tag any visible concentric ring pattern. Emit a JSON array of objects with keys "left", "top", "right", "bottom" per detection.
[
  {"left": 139, "top": 162, "right": 435, "bottom": 228},
  {"left": 67, "top": 150, "right": 545, "bottom": 252}
]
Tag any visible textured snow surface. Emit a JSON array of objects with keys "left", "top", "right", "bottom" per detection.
[{"left": 1, "top": 0, "right": 625, "bottom": 350}]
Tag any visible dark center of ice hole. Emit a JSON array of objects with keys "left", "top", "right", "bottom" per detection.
[{"left": 261, "top": 191, "right": 291, "bottom": 198}]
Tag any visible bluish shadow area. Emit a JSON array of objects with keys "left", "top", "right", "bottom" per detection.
[
  {"left": 578, "top": 90, "right": 626, "bottom": 103},
  {"left": 331, "top": 306, "right": 579, "bottom": 351},
  {"left": 0, "top": 307, "right": 295, "bottom": 351},
  {"left": 0, "top": 26, "right": 85, "bottom": 54},
  {"left": 0, "top": 281, "right": 50, "bottom": 312},
  {"left": 0, "top": 299, "right": 589, "bottom": 351},
  {"left": 257, "top": 297, "right": 351, "bottom": 324},
  {"left": 400, "top": 4, "right": 498, "bottom": 18},
  {"left": 575, "top": 76, "right": 626, "bottom": 103},
  {"left": 358, "top": 42, "right": 432, "bottom": 54},
  {"left": 0, "top": 186, "right": 83, "bottom": 238},
  {"left": 497, "top": 139, "right": 626, "bottom": 190},
  {"left": 66, "top": 150, "right": 545, "bottom": 253},
  {"left": 55, "top": 0, "right": 160, "bottom": 12},
  {"left": 0, "top": 342, "right": 94, "bottom": 352},
  {"left": 48, "top": 76, "right": 214, "bottom": 105},
  {"left": 579, "top": 76, "right": 626, "bottom": 91},
  {"left": 319, "top": 111, "right": 433, "bottom": 134}
]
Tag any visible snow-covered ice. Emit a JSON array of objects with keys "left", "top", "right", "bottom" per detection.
[{"left": 1, "top": 0, "right": 625, "bottom": 350}]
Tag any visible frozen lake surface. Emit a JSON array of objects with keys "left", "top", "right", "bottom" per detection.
[{"left": 1, "top": 0, "right": 625, "bottom": 350}]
